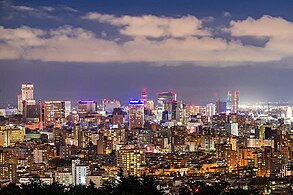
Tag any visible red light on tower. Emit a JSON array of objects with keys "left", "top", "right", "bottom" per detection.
[{"left": 141, "top": 88, "right": 147, "bottom": 109}]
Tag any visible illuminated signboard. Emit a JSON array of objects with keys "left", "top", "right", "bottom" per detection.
[
  {"left": 129, "top": 99, "right": 144, "bottom": 105},
  {"left": 78, "top": 100, "right": 95, "bottom": 104}
]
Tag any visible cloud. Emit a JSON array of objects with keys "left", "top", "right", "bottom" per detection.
[
  {"left": 0, "top": 15, "right": 293, "bottom": 66},
  {"left": 63, "top": 6, "right": 78, "bottom": 13},
  {"left": 229, "top": 15, "right": 293, "bottom": 38},
  {"left": 40, "top": 6, "right": 55, "bottom": 12},
  {"left": 228, "top": 15, "right": 293, "bottom": 55},
  {"left": 82, "top": 12, "right": 211, "bottom": 38},
  {"left": 223, "top": 11, "right": 232, "bottom": 17},
  {"left": 11, "top": 5, "right": 36, "bottom": 11}
]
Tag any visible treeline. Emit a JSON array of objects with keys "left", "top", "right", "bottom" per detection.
[
  {"left": 0, "top": 175, "right": 161, "bottom": 195},
  {"left": 0, "top": 176, "right": 259, "bottom": 195}
]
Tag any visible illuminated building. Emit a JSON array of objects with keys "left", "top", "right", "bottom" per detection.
[
  {"left": 146, "top": 100, "right": 154, "bottom": 110},
  {"left": 157, "top": 91, "right": 176, "bottom": 121},
  {"left": 78, "top": 130, "right": 92, "bottom": 148},
  {"left": 112, "top": 108, "right": 124, "bottom": 127},
  {"left": 206, "top": 103, "right": 216, "bottom": 117},
  {"left": 55, "top": 168, "right": 74, "bottom": 186},
  {"left": 78, "top": 100, "right": 97, "bottom": 114},
  {"left": 0, "top": 163, "right": 17, "bottom": 183},
  {"left": 225, "top": 123, "right": 239, "bottom": 136},
  {"left": 116, "top": 146, "right": 146, "bottom": 176},
  {"left": 216, "top": 100, "right": 226, "bottom": 114},
  {"left": 171, "top": 100, "right": 185, "bottom": 123},
  {"left": 103, "top": 99, "right": 120, "bottom": 114},
  {"left": 18, "top": 83, "right": 36, "bottom": 114},
  {"left": 23, "top": 103, "right": 42, "bottom": 123},
  {"left": 141, "top": 88, "right": 148, "bottom": 109},
  {"left": 226, "top": 90, "right": 239, "bottom": 114},
  {"left": 0, "top": 125, "right": 25, "bottom": 147},
  {"left": 33, "top": 149, "right": 44, "bottom": 163},
  {"left": 185, "top": 104, "right": 200, "bottom": 117},
  {"left": 128, "top": 99, "right": 144, "bottom": 130},
  {"left": 44, "top": 101, "right": 71, "bottom": 127},
  {"left": 72, "top": 159, "right": 88, "bottom": 185},
  {"left": 75, "top": 165, "right": 89, "bottom": 185}
]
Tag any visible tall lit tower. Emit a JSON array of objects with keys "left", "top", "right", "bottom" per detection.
[
  {"left": 22, "top": 83, "right": 34, "bottom": 100},
  {"left": 226, "top": 90, "right": 239, "bottom": 114},
  {"left": 157, "top": 91, "right": 177, "bottom": 121},
  {"left": 128, "top": 99, "right": 144, "bottom": 130},
  {"left": 18, "top": 83, "right": 35, "bottom": 114},
  {"left": 141, "top": 88, "right": 148, "bottom": 109}
]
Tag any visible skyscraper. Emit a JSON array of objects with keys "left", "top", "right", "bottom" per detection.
[
  {"left": 141, "top": 88, "right": 147, "bottom": 109},
  {"left": 216, "top": 100, "right": 226, "bottom": 114},
  {"left": 78, "top": 100, "right": 97, "bottom": 114},
  {"left": 44, "top": 101, "right": 71, "bottom": 127},
  {"left": 157, "top": 91, "right": 176, "bottom": 121},
  {"left": 103, "top": 99, "right": 120, "bottom": 114},
  {"left": 22, "top": 83, "right": 34, "bottom": 100},
  {"left": 116, "top": 146, "right": 146, "bottom": 176},
  {"left": 206, "top": 103, "right": 216, "bottom": 117},
  {"left": 18, "top": 83, "right": 35, "bottom": 114},
  {"left": 128, "top": 99, "right": 144, "bottom": 130},
  {"left": 226, "top": 90, "right": 239, "bottom": 114}
]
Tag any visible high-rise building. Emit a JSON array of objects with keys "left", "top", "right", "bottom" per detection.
[
  {"left": 171, "top": 100, "right": 185, "bottom": 122},
  {"left": 75, "top": 165, "right": 89, "bottom": 185},
  {"left": 226, "top": 90, "right": 239, "bottom": 114},
  {"left": 128, "top": 99, "right": 144, "bottom": 130},
  {"left": 0, "top": 126, "right": 25, "bottom": 147},
  {"left": 72, "top": 159, "right": 89, "bottom": 185},
  {"left": 78, "top": 100, "right": 97, "bottom": 114},
  {"left": 112, "top": 108, "right": 124, "bottom": 127},
  {"left": 206, "top": 103, "right": 216, "bottom": 117},
  {"left": 141, "top": 88, "right": 147, "bottom": 109},
  {"left": 18, "top": 83, "right": 36, "bottom": 114},
  {"left": 22, "top": 83, "right": 34, "bottom": 100},
  {"left": 157, "top": 91, "right": 176, "bottom": 121},
  {"left": 44, "top": 101, "right": 71, "bottom": 127},
  {"left": 103, "top": 99, "right": 120, "bottom": 114},
  {"left": 116, "top": 146, "right": 146, "bottom": 176},
  {"left": 216, "top": 100, "right": 226, "bottom": 114}
]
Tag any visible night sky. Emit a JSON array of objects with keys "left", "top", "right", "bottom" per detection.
[{"left": 1, "top": 0, "right": 293, "bottom": 106}]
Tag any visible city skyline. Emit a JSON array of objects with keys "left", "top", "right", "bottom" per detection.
[{"left": 1, "top": 0, "right": 293, "bottom": 105}]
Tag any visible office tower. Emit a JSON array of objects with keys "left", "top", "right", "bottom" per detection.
[
  {"left": 75, "top": 165, "right": 89, "bottom": 185},
  {"left": 103, "top": 99, "right": 121, "bottom": 114},
  {"left": 72, "top": 159, "right": 89, "bottom": 185},
  {"left": 17, "top": 94, "right": 22, "bottom": 114},
  {"left": 141, "top": 88, "right": 147, "bottom": 109},
  {"left": 116, "top": 146, "right": 146, "bottom": 176},
  {"left": 0, "top": 126, "right": 25, "bottom": 147},
  {"left": 226, "top": 90, "right": 239, "bottom": 114},
  {"left": 171, "top": 100, "right": 185, "bottom": 122},
  {"left": 225, "top": 122, "right": 239, "bottom": 136},
  {"left": 22, "top": 83, "right": 34, "bottom": 100},
  {"left": 44, "top": 101, "right": 71, "bottom": 127},
  {"left": 23, "top": 104, "right": 41, "bottom": 123},
  {"left": 206, "top": 103, "right": 216, "bottom": 117},
  {"left": 33, "top": 149, "right": 44, "bottom": 163},
  {"left": 18, "top": 83, "right": 36, "bottom": 114},
  {"left": 112, "top": 108, "right": 124, "bottom": 127},
  {"left": 128, "top": 99, "right": 144, "bottom": 130},
  {"left": 78, "top": 100, "right": 97, "bottom": 114},
  {"left": 185, "top": 104, "right": 200, "bottom": 117},
  {"left": 216, "top": 100, "right": 226, "bottom": 114},
  {"left": 146, "top": 100, "right": 154, "bottom": 110},
  {"left": 157, "top": 91, "right": 177, "bottom": 121},
  {"left": 55, "top": 168, "right": 74, "bottom": 186}
]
